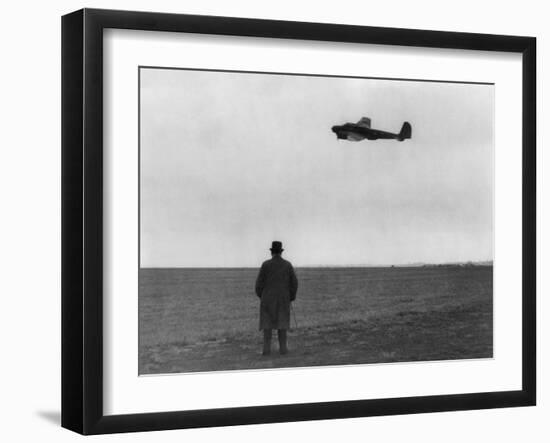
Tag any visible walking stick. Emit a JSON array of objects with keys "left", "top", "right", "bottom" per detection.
[{"left": 290, "top": 302, "right": 298, "bottom": 329}]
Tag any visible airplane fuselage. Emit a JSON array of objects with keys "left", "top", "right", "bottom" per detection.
[
  {"left": 331, "top": 123, "right": 402, "bottom": 141},
  {"left": 331, "top": 120, "right": 412, "bottom": 142}
]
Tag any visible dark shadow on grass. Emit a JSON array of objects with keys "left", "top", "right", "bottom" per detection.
[{"left": 36, "top": 410, "right": 61, "bottom": 426}]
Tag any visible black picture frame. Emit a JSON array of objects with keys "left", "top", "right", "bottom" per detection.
[{"left": 61, "top": 8, "right": 536, "bottom": 435}]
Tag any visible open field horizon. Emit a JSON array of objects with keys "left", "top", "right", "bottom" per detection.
[
  {"left": 139, "top": 261, "right": 493, "bottom": 269},
  {"left": 139, "top": 266, "right": 493, "bottom": 374}
]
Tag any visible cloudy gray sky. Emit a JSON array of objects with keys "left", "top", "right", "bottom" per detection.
[{"left": 140, "top": 67, "right": 493, "bottom": 267}]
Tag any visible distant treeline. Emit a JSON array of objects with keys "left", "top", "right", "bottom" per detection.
[{"left": 418, "top": 261, "right": 493, "bottom": 268}]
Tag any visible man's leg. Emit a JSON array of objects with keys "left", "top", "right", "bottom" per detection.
[
  {"left": 278, "top": 329, "right": 288, "bottom": 355},
  {"left": 262, "top": 329, "right": 272, "bottom": 356}
]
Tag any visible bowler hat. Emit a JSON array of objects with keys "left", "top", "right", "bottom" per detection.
[{"left": 270, "top": 241, "right": 284, "bottom": 253}]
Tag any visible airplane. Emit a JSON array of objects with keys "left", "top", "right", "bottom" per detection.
[{"left": 331, "top": 117, "right": 412, "bottom": 142}]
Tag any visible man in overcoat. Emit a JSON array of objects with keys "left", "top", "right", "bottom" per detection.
[{"left": 255, "top": 241, "right": 298, "bottom": 356}]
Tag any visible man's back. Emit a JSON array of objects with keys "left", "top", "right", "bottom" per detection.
[{"left": 257, "top": 256, "right": 297, "bottom": 299}]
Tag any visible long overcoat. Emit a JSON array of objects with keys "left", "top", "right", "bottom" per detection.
[{"left": 255, "top": 256, "right": 298, "bottom": 330}]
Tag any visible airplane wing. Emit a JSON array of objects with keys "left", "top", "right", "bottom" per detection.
[{"left": 356, "top": 117, "right": 371, "bottom": 128}]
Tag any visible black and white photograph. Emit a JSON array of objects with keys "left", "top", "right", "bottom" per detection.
[
  {"left": 138, "top": 67, "right": 494, "bottom": 375},
  {"left": 0, "top": 0, "right": 545, "bottom": 438}
]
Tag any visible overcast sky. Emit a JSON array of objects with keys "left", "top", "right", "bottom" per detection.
[{"left": 140, "top": 68, "right": 493, "bottom": 267}]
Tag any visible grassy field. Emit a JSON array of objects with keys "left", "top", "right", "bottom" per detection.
[{"left": 139, "top": 266, "right": 492, "bottom": 374}]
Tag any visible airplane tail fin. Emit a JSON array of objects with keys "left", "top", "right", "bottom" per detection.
[{"left": 398, "top": 122, "right": 412, "bottom": 141}]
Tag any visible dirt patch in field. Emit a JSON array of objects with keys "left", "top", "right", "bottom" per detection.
[{"left": 139, "top": 299, "right": 492, "bottom": 374}]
